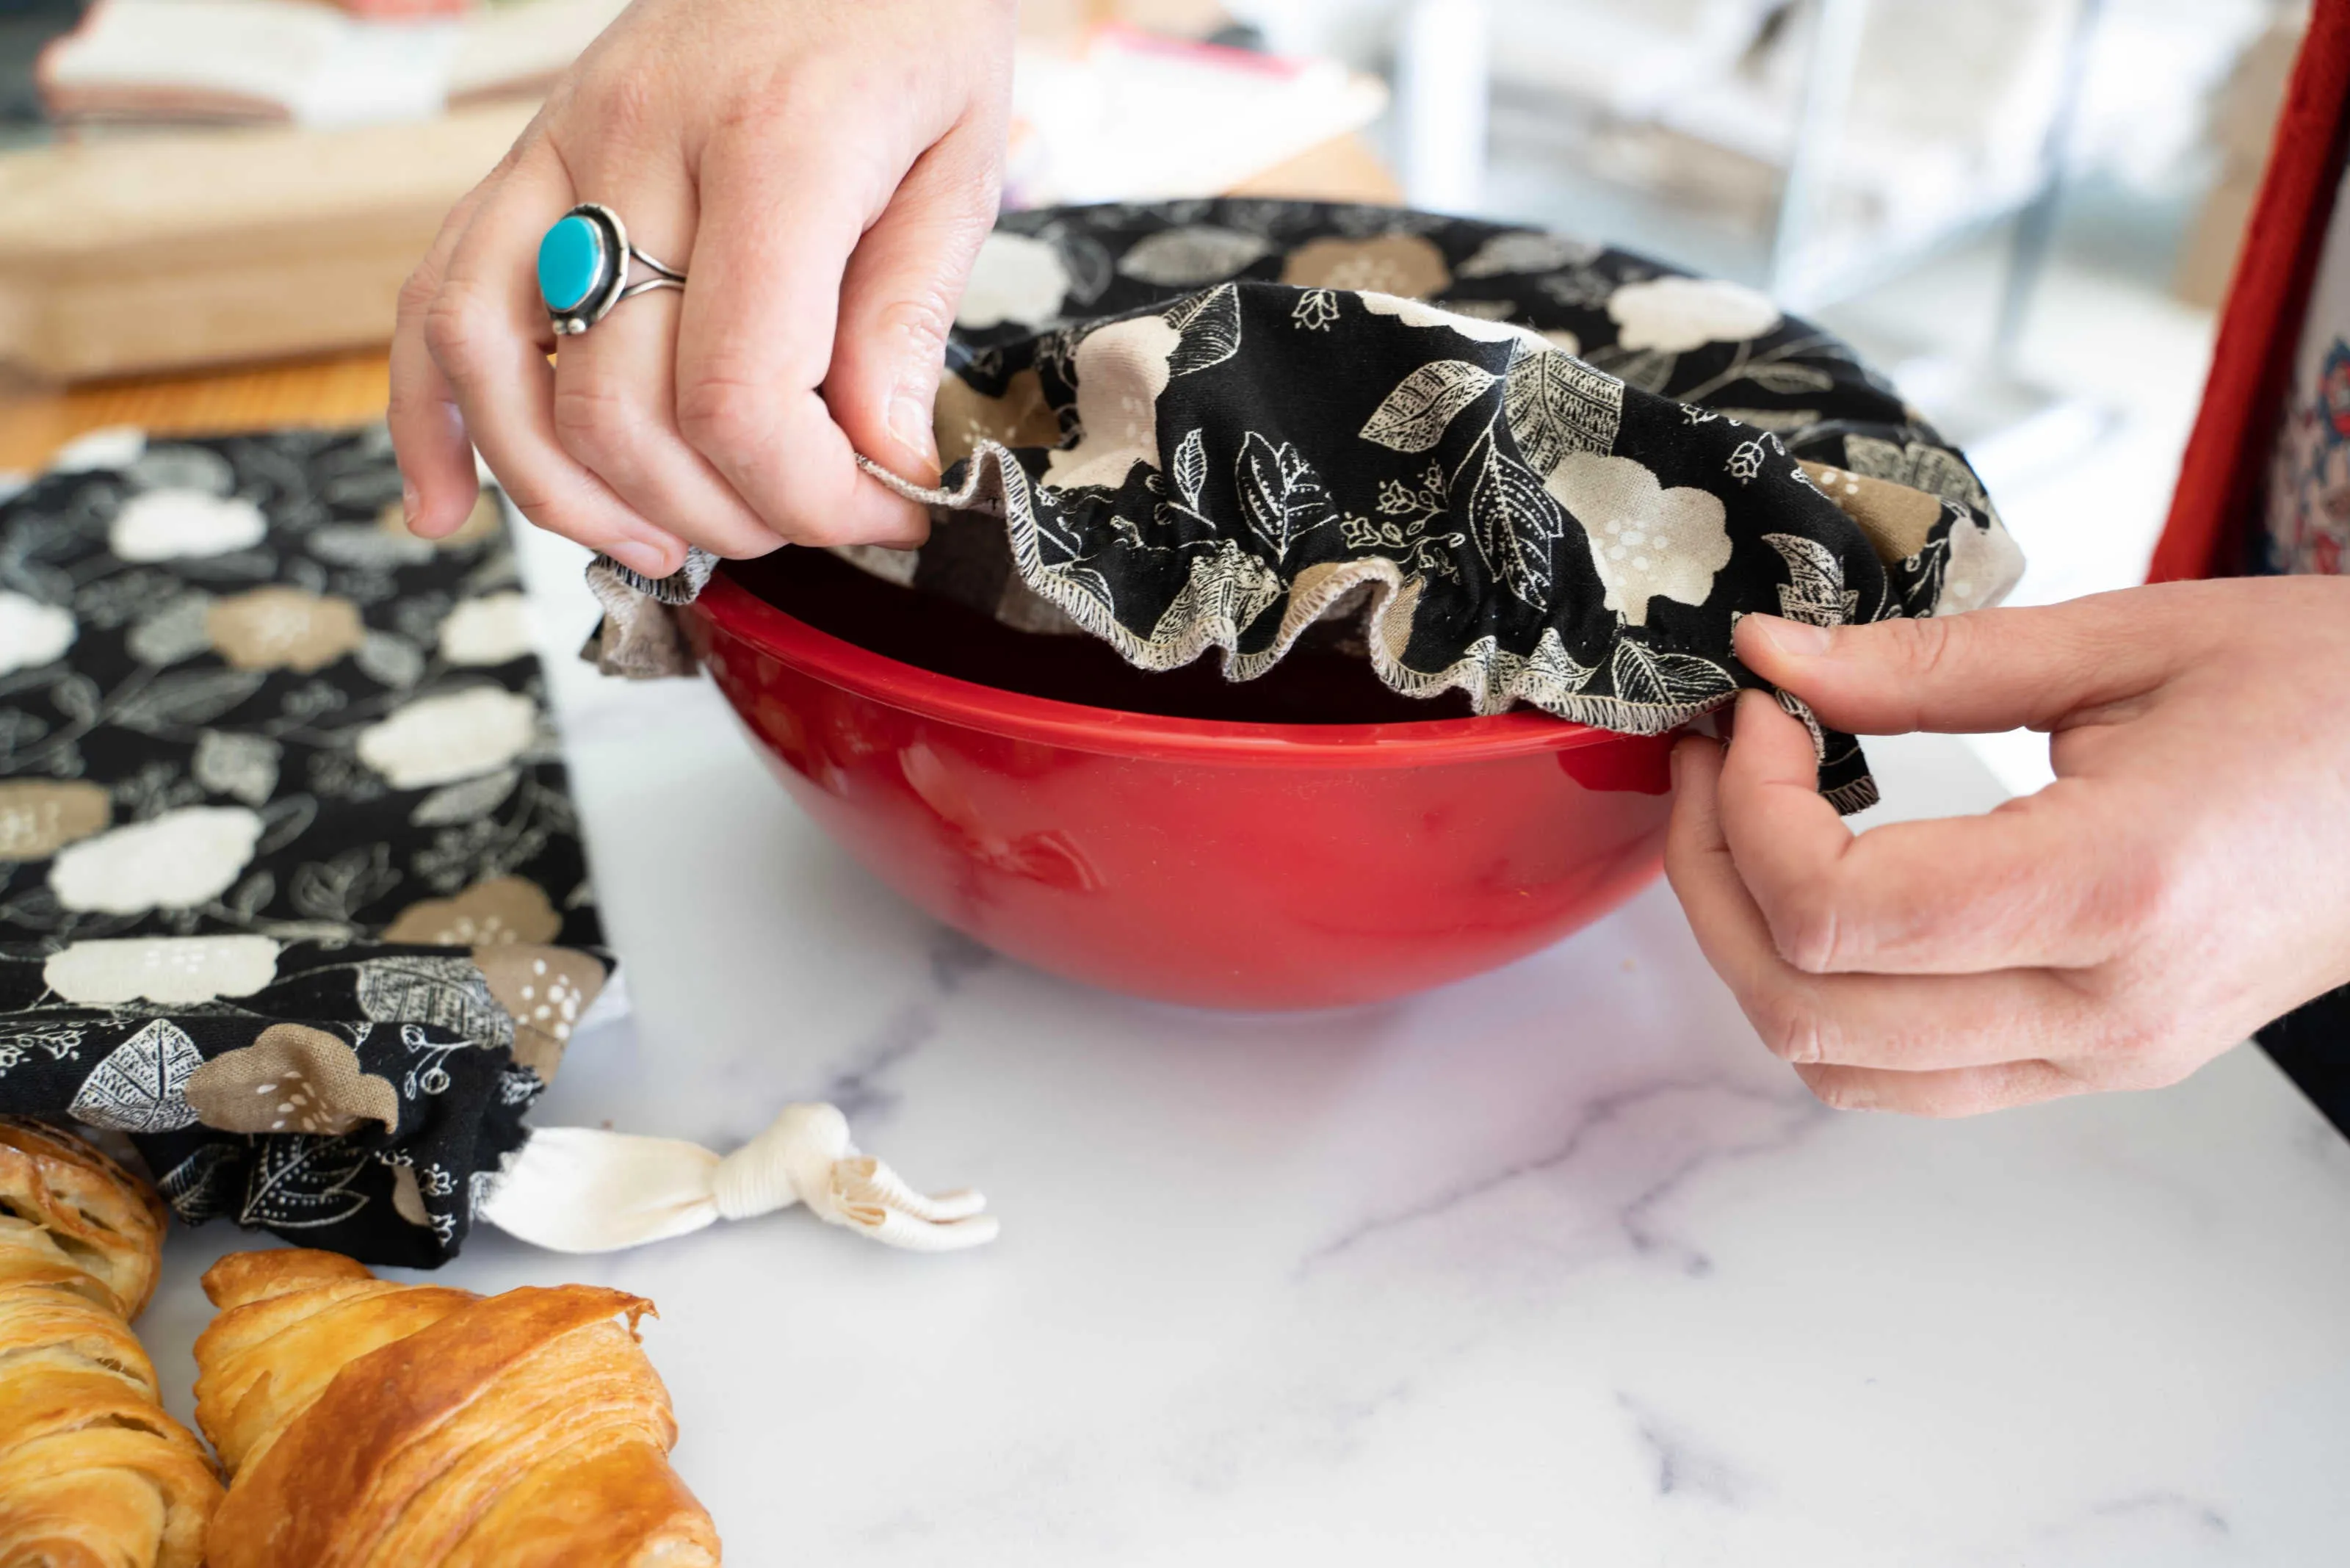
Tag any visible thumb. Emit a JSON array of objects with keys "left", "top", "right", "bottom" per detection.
[
  {"left": 825, "top": 123, "right": 1003, "bottom": 485},
  {"left": 1733, "top": 591, "right": 2182, "bottom": 737}
]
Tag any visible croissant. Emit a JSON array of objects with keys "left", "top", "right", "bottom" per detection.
[
  {"left": 194, "top": 1247, "right": 721, "bottom": 1567},
  {"left": 0, "top": 1116, "right": 223, "bottom": 1568}
]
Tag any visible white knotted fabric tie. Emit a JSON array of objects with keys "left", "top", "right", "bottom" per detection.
[{"left": 479, "top": 1102, "right": 998, "bottom": 1254}]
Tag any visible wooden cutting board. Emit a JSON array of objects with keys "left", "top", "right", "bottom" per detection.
[
  {"left": 0, "top": 126, "right": 1395, "bottom": 469},
  {"left": 0, "top": 101, "right": 538, "bottom": 384},
  {"left": 0, "top": 103, "right": 1395, "bottom": 392}
]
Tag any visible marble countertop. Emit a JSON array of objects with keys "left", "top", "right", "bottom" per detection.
[{"left": 139, "top": 524, "right": 2350, "bottom": 1566}]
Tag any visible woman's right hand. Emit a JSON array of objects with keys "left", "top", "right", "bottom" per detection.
[{"left": 390, "top": 0, "right": 1017, "bottom": 579}]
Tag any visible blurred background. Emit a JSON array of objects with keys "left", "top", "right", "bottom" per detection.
[{"left": 0, "top": 0, "right": 2305, "bottom": 787}]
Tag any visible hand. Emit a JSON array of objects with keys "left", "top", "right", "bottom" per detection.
[
  {"left": 390, "top": 0, "right": 1016, "bottom": 578},
  {"left": 1666, "top": 577, "right": 2350, "bottom": 1116}
]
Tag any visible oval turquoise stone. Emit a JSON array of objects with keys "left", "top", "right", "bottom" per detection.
[{"left": 537, "top": 213, "right": 606, "bottom": 314}]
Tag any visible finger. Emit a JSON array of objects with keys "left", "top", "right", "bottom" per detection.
[
  {"left": 1734, "top": 591, "right": 2191, "bottom": 737},
  {"left": 1714, "top": 690, "right": 2140, "bottom": 974},
  {"left": 424, "top": 142, "right": 687, "bottom": 579},
  {"left": 391, "top": 177, "right": 496, "bottom": 540},
  {"left": 546, "top": 149, "right": 782, "bottom": 560},
  {"left": 827, "top": 114, "right": 1005, "bottom": 481},
  {"left": 1790, "top": 1059, "right": 2090, "bottom": 1118},
  {"left": 674, "top": 102, "right": 931, "bottom": 548},
  {"left": 1668, "top": 730, "right": 2108, "bottom": 1069}
]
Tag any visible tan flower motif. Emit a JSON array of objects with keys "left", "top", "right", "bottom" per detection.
[
  {"left": 377, "top": 488, "right": 504, "bottom": 548},
  {"left": 206, "top": 587, "right": 365, "bottom": 673},
  {"left": 935, "top": 367, "right": 1063, "bottom": 466},
  {"left": 183, "top": 1023, "right": 400, "bottom": 1136},
  {"left": 390, "top": 1162, "right": 431, "bottom": 1226},
  {"left": 1799, "top": 461, "right": 1943, "bottom": 563},
  {"left": 380, "top": 875, "right": 561, "bottom": 946},
  {"left": 472, "top": 944, "right": 608, "bottom": 1080},
  {"left": 0, "top": 780, "right": 109, "bottom": 859},
  {"left": 1280, "top": 234, "right": 1451, "bottom": 299}
]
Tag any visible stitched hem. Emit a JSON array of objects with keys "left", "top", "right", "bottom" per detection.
[{"left": 858, "top": 445, "right": 1746, "bottom": 737}]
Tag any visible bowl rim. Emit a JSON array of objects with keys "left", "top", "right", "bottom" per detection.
[{"left": 695, "top": 568, "right": 1644, "bottom": 768}]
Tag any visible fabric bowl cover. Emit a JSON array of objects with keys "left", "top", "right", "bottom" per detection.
[{"left": 593, "top": 200, "right": 2025, "bottom": 811}]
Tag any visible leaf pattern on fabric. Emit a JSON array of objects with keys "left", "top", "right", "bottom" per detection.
[
  {"left": 68, "top": 1017, "right": 204, "bottom": 1132},
  {"left": 1741, "top": 363, "right": 1837, "bottom": 396},
  {"left": 237, "top": 1132, "right": 371, "bottom": 1229},
  {"left": 1233, "top": 433, "right": 1337, "bottom": 560},
  {"left": 1841, "top": 435, "right": 1997, "bottom": 519},
  {"left": 1608, "top": 640, "right": 1737, "bottom": 709},
  {"left": 1144, "top": 542, "right": 1285, "bottom": 649},
  {"left": 353, "top": 954, "right": 512, "bottom": 1051},
  {"left": 1502, "top": 349, "right": 1625, "bottom": 474},
  {"left": 1462, "top": 427, "right": 1566, "bottom": 607},
  {"left": 1170, "top": 427, "right": 1210, "bottom": 513},
  {"left": 112, "top": 668, "right": 267, "bottom": 734},
  {"left": 1764, "top": 534, "right": 1860, "bottom": 626},
  {"left": 1163, "top": 284, "right": 1243, "bottom": 377},
  {"left": 158, "top": 1140, "right": 240, "bottom": 1224},
  {"left": 410, "top": 768, "right": 518, "bottom": 826},
  {"left": 1359, "top": 361, "right": 1498, "bottom": 453}
]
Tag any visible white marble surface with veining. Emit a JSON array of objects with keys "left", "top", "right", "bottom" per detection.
[{"left": 140, "top": 526, "right": 2350, "bottom": 1566}]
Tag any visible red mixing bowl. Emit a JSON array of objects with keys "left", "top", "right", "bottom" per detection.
[{"left": 688, "top": 555, "right": 1678, "bottom": 1010}]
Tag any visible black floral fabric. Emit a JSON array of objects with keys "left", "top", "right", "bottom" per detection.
[
  {"left": 0, "top": 427, "right": 604, "bottom": 1267},
  {"left": 599, "top": 200, "right": 2023, "bottom": 811}
]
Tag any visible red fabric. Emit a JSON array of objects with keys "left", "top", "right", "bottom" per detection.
[{"left": 2151, "top": 3, "right": 2350, "bottom": 583}]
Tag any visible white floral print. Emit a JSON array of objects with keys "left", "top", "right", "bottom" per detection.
[
  {"left": 956, "top": 232, "right": 1071, "bottom": 329},
  {"left": 1457, "top": 230, "right": 1599, "bottom": 278},
  {"left": 1546, "top": 452, "right": 1733, "bottom": 626},
  {"left": 356, "top": 687, "right": 538, "bottom": 789},
  {"left": 50, "top": 806, "right": 264, "bottom": 914},
  {"left": 109, "top": 488, "right": 268, "bottom": 562},
  {"left": 46, "top": 934, "right": 281, "bottom": 1005},
  {"left": 1933, "top": 513, "right": 2026, "bottom": 617},
  {"left": 0, "top": 592, "right": 75, "bottom": 675},
  {"left": 1359, "top": 292, "right": 1552, "bottom": 352},
  {"left": 436, "top": 592, "right": 535, "bottom": 666},
  {"left": 1117, "top": 225, "right": 1270, "bottom": 286},
  {"left": 1607, "top": 276, "right": 1782, "bottom": 354},
  {"left": 1041, "top": 315, "right": 1182, "bottom": 491},
  {"left": 47, "top": 424, "right": 145, "bottom": 473}
]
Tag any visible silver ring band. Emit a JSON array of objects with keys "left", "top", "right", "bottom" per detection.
[{"left": 541, "top": 202, "right": 688, "bottom": 337}]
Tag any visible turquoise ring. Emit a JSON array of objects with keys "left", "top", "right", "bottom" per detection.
[{"left": 537, "top": 203, "right": 685, "bottom": 336}]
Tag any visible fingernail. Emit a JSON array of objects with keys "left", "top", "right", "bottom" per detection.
[
  {"left": 608, "top": 539, "right": 673, "bottom": 578},
  {"left": 1749, "top": 615, "right": 1832, "bottom": 657},
  {"left": 400, "top": 479, "right": 419, "bottom": 530},
  {"left": 888, "top": 376, "right": 940, "bottom": 479}
]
